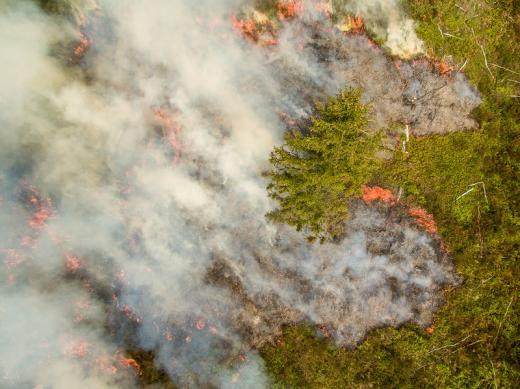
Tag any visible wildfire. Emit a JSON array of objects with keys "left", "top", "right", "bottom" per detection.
[
  {"left": 230, "top": 15, "right": 257, "bottom": 42},
  {"left": 278, "top": 111, "right": 298, "bottom": 127},
  {"left": 318, "top": 323, "right": 332, "bottom": 338},
  {"left": 425, "top": 324, "right": 436, "bottom": 334},
  {"left": 408, "top": 207, "right": 438, "bottom": 234},
  {"left": 363, "top": 187, "right": 439, "bottom": 235},
  {"left": 119, "top": 356, "right": 141, "bottom": 374},
  {"left": 230, "top": 14, "right": 278, "bottom": 46},
  {"left": 277, "top": 0, "right": 304, "bottom": 20},
  {"left": 73, "top": 32, "right": 91, "bottom": 58},
  {"left": 112, "top": 294, "right": 142, "bottom": 323},
  {"left": 65, "top": 254, "right": 81, "bottom": 272},
  {"left": 63, "top": 341, "right": 89, "bottom": 358},
  {"left": 436, "top": 61, "right": 453, "bottom": 76},
  {"left": 362, "top": 186, "right": 396, "bottom": 204},
  {"left": 195, "top": 319, "right": 206, "bottom": 330},
  {"left": 337, "top": 15, "right": 364, "bottom": 34},
  {"left": 153, "top": 108, "right": 183, "bottom": 164},
  {"left": 69, "top": 2, "right": 101, "bottom": 64},
  {"left": 27, "top": 192, "right": 53, "bottom": 229}
]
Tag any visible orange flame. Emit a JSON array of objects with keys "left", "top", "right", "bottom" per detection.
[
  {"left": 425, "top": 324, "right": 436, "bottom": 334},
  {"left": 230, "top": 13, "right": 278, "bottom": 46},
  {"left": 73, "top": 32, "right": 91, "bottom": 58},
  {"left": 24, "top": 187, "right": 53, "bottom": 229},
  {"left": 153, "top": 108, "right": 183, "bottom": 164},
  {"left": 436, "top": 61, "right": 452, "bottom": 76},
  {"left": 362, "top": 186, "right": 396, "bottom": 204},
  {"left": 195, "top": 319, "right": 206, "bottom": 330},
  {"left": 338, "top": 15, "right": 365, "bottom": 34},
  {"left": 277, "top": 0, "right": 304, "bottom": 20},
  {"left": 230, "top": 15, "right": 258, "bottom": 42},
  {"left": 119, "top": 356, "right": 141, "bottom": 374},
  {"left": 408, "top": 207, "right": 438, "bottom": 234}
]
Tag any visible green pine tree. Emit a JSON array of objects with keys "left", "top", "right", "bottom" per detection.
[{"left": 267, "top": 88, "right": 381, "bottom": 242}]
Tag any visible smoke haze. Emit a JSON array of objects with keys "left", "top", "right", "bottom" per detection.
[{"left": 0, "top": 1, "right": 473, "bottom": 387}]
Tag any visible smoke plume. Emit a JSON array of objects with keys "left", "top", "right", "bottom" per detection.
[
  {"left": 0, "top": 1, "right": 473, "bottom": 387},
  {"left": 337, "top": 0, "right": 425, "bottom": 58}
]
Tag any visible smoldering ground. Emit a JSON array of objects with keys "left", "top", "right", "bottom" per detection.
[{"left": 0, "top": 1, "right": 472, "bottom": 388}]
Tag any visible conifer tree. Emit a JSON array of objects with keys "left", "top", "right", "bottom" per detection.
[{"left": 267, "top": 88, "right": 381, "bottom": 242}]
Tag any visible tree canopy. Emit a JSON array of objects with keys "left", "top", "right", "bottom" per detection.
[{"left": 267, "top": 88, "right": 381, "bottom": 242}]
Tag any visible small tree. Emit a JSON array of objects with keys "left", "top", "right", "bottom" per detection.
[{"left": 267, "top": 88, "right": 381, "bottom": 242}]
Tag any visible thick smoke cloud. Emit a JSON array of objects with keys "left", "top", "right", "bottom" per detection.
[{"left": 0, "top": 1, "right": 470, "bottom": 388}]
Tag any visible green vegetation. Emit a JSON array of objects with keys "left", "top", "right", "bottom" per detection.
[
  {"left": 267, "top": 88, "right": 381, "bottom": 242},
  {"left": 262, "top": 0, "right": 519, "bottom": 387}
]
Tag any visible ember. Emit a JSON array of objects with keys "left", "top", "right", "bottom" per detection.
[
  {"left": 433, "top": 59, "right": 453, "bottom": 76},
  {"left": 95, "top": 357, "right": 119, "bottom": 375},
  {"left": 5, "top": 249, "right": 24, "bottom": 270},
  {"left": 153, "top": 108, "right": 183, "bottom": 164},
  {"left": 318, "top": 324, "right": 332, "bottom": 338},
  {"left": 63, "top": 341, "right": 89, "bottom": 358},
  {"left": 65, "top": 254, "right": 81, "bottom": 272},
  {"left": 73, "top": 32, "right": 91, "bottom": 58}
]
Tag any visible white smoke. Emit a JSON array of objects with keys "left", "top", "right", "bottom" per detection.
[
  {"left": 0, "top": 1, "right": 466, "bottom": 388},
  {"left": 338, "top": 0, "right": 425, "bottom": 58}
]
